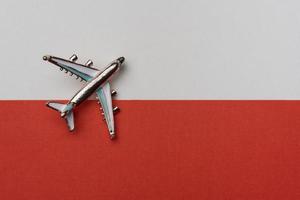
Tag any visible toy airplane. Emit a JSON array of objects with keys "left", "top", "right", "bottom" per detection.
[{"left": 43, "top": 54, "right": 125, "bottom": 139}]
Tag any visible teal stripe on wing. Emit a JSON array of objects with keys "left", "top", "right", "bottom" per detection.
[{"left": 61, "top": 64, "right": 92, "bottom": 81}]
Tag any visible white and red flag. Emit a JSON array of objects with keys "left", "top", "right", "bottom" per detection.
[{"left": 0, "top": 1, "right": 299, "bottom": 199}]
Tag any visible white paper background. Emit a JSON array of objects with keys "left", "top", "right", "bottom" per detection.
[{"left": 1, "top": 0, "right": 300, "bottom": 100}]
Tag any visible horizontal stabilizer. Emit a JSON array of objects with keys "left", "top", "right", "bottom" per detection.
[
  {"left": 46, "top": 101, "right": 66, "bottom": 112},
  {"left": 65, "top": 111, "right": 75, "bottom": 131},
  {"left": 46, "top": 101, "right": 75, "bottom": 132}
]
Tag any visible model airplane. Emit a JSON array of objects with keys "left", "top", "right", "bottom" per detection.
[{"left": 43, "top": 54, "right": 125, "bottom": 139}]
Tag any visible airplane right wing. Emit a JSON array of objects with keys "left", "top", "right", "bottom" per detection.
[
  {"left": 43, "top": 55, "right": 100, "bottom": 82},
  {"left": 96, "top": 83, "right": 115, "bottom": 139}
]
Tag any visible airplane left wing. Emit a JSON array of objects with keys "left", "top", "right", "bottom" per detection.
[
  {"left": 96, "top": 83, "right": 115, "bottom": 139},
  {"left": 43, "top": 55, "right": 100, "bottom": 82}
]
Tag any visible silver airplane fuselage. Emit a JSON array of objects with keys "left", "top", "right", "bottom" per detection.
[{"left": 68, "top": 60, "right": 121, "bottom": 108}]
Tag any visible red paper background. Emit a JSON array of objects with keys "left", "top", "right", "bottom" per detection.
[{"left": 0, "top": 100, "right": 299, "bottom": 199}]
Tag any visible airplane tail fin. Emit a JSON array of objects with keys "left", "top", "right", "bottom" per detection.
[{"left": 46, "top": 101, "right": 75, "bottom": 131}]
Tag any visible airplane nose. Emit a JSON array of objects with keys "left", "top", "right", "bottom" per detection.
[
  {"left": 42, "top": 55, "right": 50, "bottom": 61},
  {"left": 117, "top": 57, "right": 125, "bottom": 64}
]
